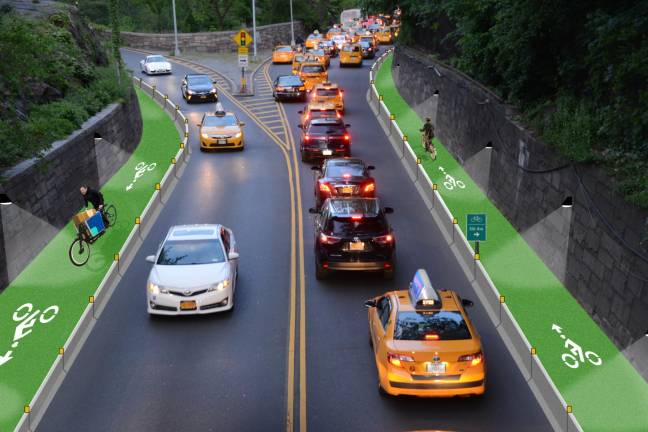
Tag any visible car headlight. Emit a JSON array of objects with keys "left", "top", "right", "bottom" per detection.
[
  {"left": 207, "top": 279, "right": 230, "bottom": 292},
  {"left": 210, "top": 88, "right": 217, "bottom": 93},
  {"left": 235, "top": 132, "right": 242, "bottom": 138},
  {"left": 201, "top": 133, "right": 209, "bottom": 139},
  {"left": 187, "top": 90, "right": 195, "bottom": 95},
  {"left": 148, "top": 282, "right": 168, "bottom": 294}
]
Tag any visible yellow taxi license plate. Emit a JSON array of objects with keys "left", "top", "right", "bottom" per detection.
[
  {"left": 349, "top": 242, "right": 364, "bottom": 251},
  {"left": 218, "top": 139, "right": 227, "bottom": 145},
  {"left": 180, "top": 301, "right": 197, "bottom": 310},
  {"left": 427, "top": 363, "right": 446, "bottom": 374},
  {"left": 341, "top": 187, "right": 353, "bottom": 194}
]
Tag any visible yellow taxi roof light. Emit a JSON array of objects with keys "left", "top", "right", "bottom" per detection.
[
  {"left": 409, "top": 269, "right": 442, "bottom": 310},
  {"left": 214, "top": 102, "right": 226, "bottom": 116}
]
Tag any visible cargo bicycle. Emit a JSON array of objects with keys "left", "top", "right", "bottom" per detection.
[{"left": 68, "top": 204, "right": 117, "bottom": 266}]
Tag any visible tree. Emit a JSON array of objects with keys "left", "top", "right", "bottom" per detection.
[
  {"left": 210, "top": 0, "right": 237, "bottom": 30},
  {"left": 109, "top": 0, "right": 121, "bottom": 84}
]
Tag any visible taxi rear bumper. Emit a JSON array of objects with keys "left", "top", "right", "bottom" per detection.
[{"left": 383, "top": 369, "right": 485, "bottom": 397}]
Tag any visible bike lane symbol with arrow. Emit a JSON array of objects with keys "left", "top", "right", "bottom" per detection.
[
  {"left": 552, "top": 323, "right": 603, "bottom": 369},
  {"left": 0, "top": 303, "right": 59, "bottom": 366}
]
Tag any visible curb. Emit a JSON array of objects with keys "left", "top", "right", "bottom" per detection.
[
  {"left": 13, "top": 77, "right": 190, "bottom": 432},
  {"left": 367, "top": 49, "right": 582, "bottom": 432},
  {"left": 247, "top": 56, "right": 273, "bottom": 96}
]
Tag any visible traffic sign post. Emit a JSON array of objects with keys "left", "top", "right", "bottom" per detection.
[
  {"left": 466, "top": 213, "right": 487, "bottom": 254},
  {"left": 233, "top": 30, "right": 253, "bottom": 94}
]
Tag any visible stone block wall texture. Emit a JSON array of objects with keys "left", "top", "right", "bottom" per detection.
[
  {"left": 0, "top": 89, "right": 142, "bottom": 291},
  {"left": 98, "top": 22, "right": 306, "bottom": 53},
  {"left": 392, "top": 45, "right": 648, "bottom": 351}
]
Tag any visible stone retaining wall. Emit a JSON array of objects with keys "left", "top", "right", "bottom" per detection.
[
  {"left": 392, "top": 45, "right": 648, "bottom": 353},
  {"left": 99, "top": 21, "right": 306, "bottom": 53},
  {"left": 0, "top": 89, "right": 142, "bottom": 291}
]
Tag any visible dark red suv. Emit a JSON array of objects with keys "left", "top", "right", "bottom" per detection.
[{"left": 299, "top": 118, "right": 351, "bottom": 162}]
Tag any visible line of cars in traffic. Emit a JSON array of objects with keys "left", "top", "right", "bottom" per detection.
[
  {"left": 139, "top": 11, "right": 486, "bottom": 399},
  {"left": 270, "top": 15, "right": 486, "bottom": 398}
]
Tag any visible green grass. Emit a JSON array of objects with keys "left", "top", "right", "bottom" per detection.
[
  {"left": 376, "top": 54, "right": 648, "bottom": 432},
  {"left": 0, "top": 88, "right": 178, "bottom": 431}
]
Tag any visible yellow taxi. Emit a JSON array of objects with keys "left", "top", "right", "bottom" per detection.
[
  {"left": 375, "top": 27, "right": 393, "bottom": 44},
  {"left": 326, "top": 27, "right": 342, "bottom": 40},
  {"left": 198, "top": 104, "right": 245, "bottom": 151},
  {"left": 292, "top": 53, "right": 307, "bottom": 74},
  {"left": 310, "top": 82, "right": 344, "bottom": 113},
  {"left": 339, "top": 44, "right": 363, "bottom": 67},
  {"left": 305, "top": 32, "right": 322, "bottom": 49},
  {"left": 272, "top": 45, "right": 294, "bottom": 64},
  {"left": 298, "top": 102, "right": 341, "bottom": 127},
  {"left": 366, "top": 269, "right": 486, "bottom": 397},
  {"left": 298, "top": 62, "right": 328, "bottom": 91},
  {"left": 305, "top": 48, "right": 330, "bottom": 68}
]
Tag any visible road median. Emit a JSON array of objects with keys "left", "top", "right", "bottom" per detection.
[{"left": 0, "top": 78, "right": 189, "bottom": 432}]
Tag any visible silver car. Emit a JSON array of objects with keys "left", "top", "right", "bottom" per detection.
[{"left": 145, "top": 224, "right": 239, "bottom": 315}]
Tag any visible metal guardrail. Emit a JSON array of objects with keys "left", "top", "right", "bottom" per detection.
[
  {"left": 367, "top": 49, "right": 582, "bottom": 432},
  {"left": 14, "top": 77, "right": 190, "bottom": 432}
]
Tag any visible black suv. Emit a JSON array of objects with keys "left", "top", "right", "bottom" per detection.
[
  {"left": 309, "top": 197, "right": 395, "bottom": 279},
  {"left": 299, "top": 118, "right": 351, "bottom": 162},
  {"left": 181, "top": 74, "right": 218, "bottom": 103}
]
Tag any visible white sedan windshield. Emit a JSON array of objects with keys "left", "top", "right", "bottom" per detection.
[{"left": 157, "top": 239, "right": 225, "bottom": 265}]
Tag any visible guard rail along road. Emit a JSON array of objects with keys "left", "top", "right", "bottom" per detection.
[
  {"left": 367, "top": 48, "right": 582, "bottom": 432},
  {"left": 14, "top": 76, "right": 190, "bottom": 432}
]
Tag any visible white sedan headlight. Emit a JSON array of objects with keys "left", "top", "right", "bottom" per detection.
[
  {"left": 207, "top": 279, "right": 230, "bottom": 292},
  {"left": 148, "top": 282, "right": 168, "bottom": 294}
]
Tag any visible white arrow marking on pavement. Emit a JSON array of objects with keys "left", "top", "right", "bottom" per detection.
[
  {"left": 126, "top": 183, "right": 133, "bottom": 191},
  {"left": 0, "top": 350, "right": 13, "bottom": 366},
  {"left": 551, "top": 324, "right": 562, "bottom": 333}
]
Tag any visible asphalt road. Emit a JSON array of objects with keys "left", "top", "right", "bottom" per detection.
[{"left": 37, "top": 49, "right": 552, "bottom": 432}]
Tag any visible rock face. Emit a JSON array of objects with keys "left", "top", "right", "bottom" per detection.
[
  {"left": 0, "top": 90, "right": 142, "bottom": 291},
  {"left": 392, "top": 45, "right": 648, "bottom": 353},
  {"left": 97, "top": 21, "right": 307, "bottom": 53}
]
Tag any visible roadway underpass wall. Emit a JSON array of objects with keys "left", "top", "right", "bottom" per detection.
[
  {"left": 98, "top": 22, "right": 306, "bottom": 53},
  {"left": 0, "top": 90, "right": 142, "bottom": 292},
  {"left": 391, "top": 45, "right": 648, "bottom": 370}
]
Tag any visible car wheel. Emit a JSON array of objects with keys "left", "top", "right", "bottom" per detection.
[
  {"left": 383, "top": 268, "right": 394, "bottom": 280},
  {"left": 315, "top": 260, "right": 328, "bottom": 280}
]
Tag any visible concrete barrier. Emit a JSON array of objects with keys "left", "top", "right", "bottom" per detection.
[
  {"left": 367, "top": 49, "right": 583, "bottom": 432},
  {"left": 13, "top": 76, "right": 189, "bottom": 432}
]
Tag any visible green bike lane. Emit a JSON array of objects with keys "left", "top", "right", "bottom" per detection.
[
  {"left": 376, "top": 54, "right": 648, "bottom": 431},
  {"left": 0, "top": 88, "right": 178, "bottom": 431}
]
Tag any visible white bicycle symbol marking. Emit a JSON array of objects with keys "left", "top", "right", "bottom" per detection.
[
  {"left": 0, "top": 303, "right": 59, "bottom": 366},
  {"left": 552, "top": 324, "right": 602, "bottom": 369},
  {"left": 438, "top": 166, "right": 466, "bottom": 190},
  {"left": 126, "top": 162, "right": 157, "bottom": 191}
]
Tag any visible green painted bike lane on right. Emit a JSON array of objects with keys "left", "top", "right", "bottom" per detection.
[
  {"left": 376, "top": 54, "right": 648, "bottom": 431},
  {"left": 0, "top": 88, "right": 179, "bottom": 432}
]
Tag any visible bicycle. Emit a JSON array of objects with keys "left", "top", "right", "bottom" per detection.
[
  {"left": 421, "top": 133, "right": 437, "bottom": 161},
  {"left": 68, "top": 204, "right": 117, "bottom": 267}
]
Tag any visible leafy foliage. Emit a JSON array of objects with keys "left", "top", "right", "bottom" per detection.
[
  {"left": 0, "top": 9, "right": 129, "bottom": 169},
  {"left": 363, "top": 0, "right": 648, "bottom": 207}
]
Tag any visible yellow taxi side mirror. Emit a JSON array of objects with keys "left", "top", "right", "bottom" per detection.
[
  {"left": 239, "top": 122, "right": 245, "bottom": 127},
  {"left": 196, "top": 124, "right": 202, "bottom": 128}
]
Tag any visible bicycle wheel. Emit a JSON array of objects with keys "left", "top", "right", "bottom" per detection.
[
  {"left": 104, "top": 204, "right": 117, "bottom": 227},
  {"left": 69, "top": 238, "right": 91, "bottom": 266}
]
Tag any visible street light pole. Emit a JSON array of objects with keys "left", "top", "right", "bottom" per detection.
[
  {"left": 289, "top": 0, "right": 295, "bottom": 46},
  {"left": 172, "top": 0, "right": 179, "bottom": 56},
  {"left": 251, "top": 0, "right": 257, "bottom": 60}
]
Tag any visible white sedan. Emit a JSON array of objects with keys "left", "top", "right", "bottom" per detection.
[
  {"left": 140, "top": 55, "right": 172, "bottom": 75},
  {"left": 145, "top": 224, "right": 239, "bottom": 315}
]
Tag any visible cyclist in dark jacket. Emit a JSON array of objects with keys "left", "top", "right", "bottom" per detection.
[
  {"left": 80, "top": 185, "right": 109, "bottom": 226},
  {"left": 419, "top": 117, "right": 437, "bottom": 160}
]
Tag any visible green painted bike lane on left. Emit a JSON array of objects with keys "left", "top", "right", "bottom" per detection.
[
  {"left": 0, "top": 88, "right": 179, "bottom": 431},
  {"left": 376, "top": 53, "right": 648, "bottom": 432}
]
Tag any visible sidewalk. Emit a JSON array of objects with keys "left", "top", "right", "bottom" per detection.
[
  {"left": 0, "top": 88, "right": 179, "bottom": 432},
  {"left": 376, "top": 54, "right": 648, "bottom": 432}
]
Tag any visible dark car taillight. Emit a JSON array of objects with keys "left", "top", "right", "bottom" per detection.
[
  {"left": 319, "top": 233, "right": 341, "bottom": 244},
  {"left": 374, "top": 234, "right": 393, "bottom": 245}
]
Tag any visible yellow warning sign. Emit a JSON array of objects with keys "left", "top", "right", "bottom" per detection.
[{"left": 233, "top": 30, "right": 252, "bottom": 47}]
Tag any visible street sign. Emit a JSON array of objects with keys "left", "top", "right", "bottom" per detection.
[
  {"left": 466, "top": 213, "right": 487, "bottom": 242},
  {"left": 238, "top": 54, "right": 249, "bottom": 68},
  {"left": 238, "top": 46, "right": 249, "bottom": 54},
  {"left": 233, "top": 29, "right": 252, "bottom": 47}
]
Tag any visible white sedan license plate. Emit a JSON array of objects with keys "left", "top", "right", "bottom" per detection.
[
  {"left": 427, "top": 362, "right": 446, "bottom": 374},
  {"left": 322, "top": 149, "right": 333, "bottom": 156},
  {"left": 349, "top": 241, "right": 364, "bottom": 251}
]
